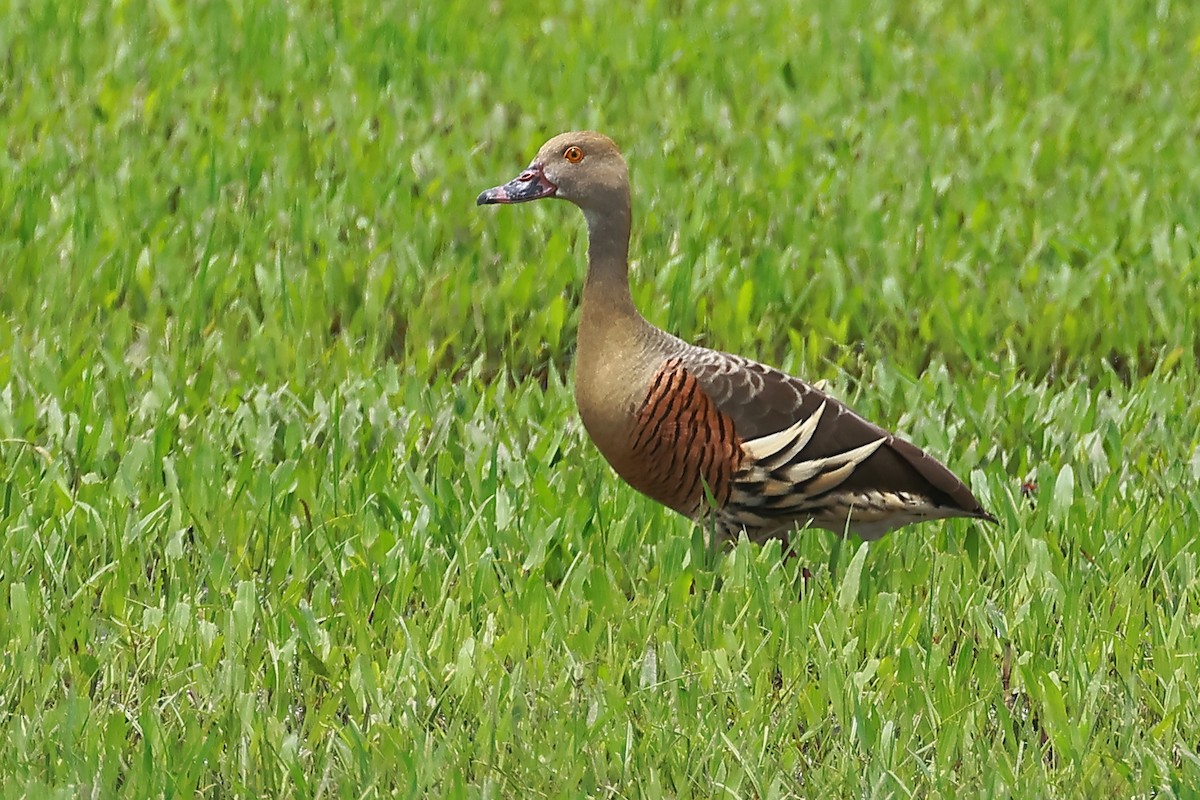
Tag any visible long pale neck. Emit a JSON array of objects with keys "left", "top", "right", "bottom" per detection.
[
  {"left": 579, "top": 202, "right": 642, "bottom": 329},
  {"left": 573, "top": 193, "right": 661, "bottom": 442},
  {"left": 567, "top": 167, "right": 684, "bottom": 466}
]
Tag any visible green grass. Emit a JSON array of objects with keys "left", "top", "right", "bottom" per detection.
[{"left": 2, "top": 0, "right": 1199, "bottom": 795}]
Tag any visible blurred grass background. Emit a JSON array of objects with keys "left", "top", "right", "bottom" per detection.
[{"left": 2, "top": 0, "right": 1199, "bottom": 796}]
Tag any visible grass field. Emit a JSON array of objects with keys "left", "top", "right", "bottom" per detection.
[{"left": 3, "top": 0, "right": 1200, "bottom": 796}]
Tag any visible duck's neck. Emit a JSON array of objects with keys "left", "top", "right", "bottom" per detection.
[
  {"left": 574, "top": 197, "right": 659, "bottom": 445},
  {"left": 579, "top": 204, "right": 642, "bottom": 330}
]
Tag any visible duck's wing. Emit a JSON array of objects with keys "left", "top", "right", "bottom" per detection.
[{"left": 678, "top": 348, "right": 995, "bottom": 525}]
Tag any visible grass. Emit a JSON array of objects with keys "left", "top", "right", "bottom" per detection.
[{"left": 2, "top": 0, "right": 1199, "bottom": 795}]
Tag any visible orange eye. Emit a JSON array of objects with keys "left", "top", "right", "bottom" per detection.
[{"left": 563, "top": 145, "right": 584, "bottom": 164}]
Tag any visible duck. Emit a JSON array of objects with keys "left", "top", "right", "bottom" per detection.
[{"left": 477, "top": 131, "right": 995, "bottom": 542}]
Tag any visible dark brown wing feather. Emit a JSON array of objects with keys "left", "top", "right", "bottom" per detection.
[{"left": 679, "top": 349, "right": 994, "bottom": 520}]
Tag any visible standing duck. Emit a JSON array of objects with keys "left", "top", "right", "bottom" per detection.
[{"left": 477, "top": 131, "right": 995, "bottom": 541}]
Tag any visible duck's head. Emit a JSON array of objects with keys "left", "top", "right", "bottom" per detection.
[{"left": 477, "top": 131, "right": 628, "bottom": 211}]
